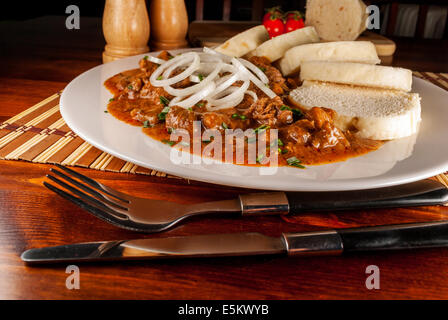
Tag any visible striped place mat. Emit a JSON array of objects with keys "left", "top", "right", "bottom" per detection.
[
  {"left": 0, "top": 72, "right": 447, "bottom": 177},
  {"left": 0, "top": 93, "right": 175, "bottom": 177}
]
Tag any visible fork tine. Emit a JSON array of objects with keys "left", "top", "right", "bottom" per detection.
[
  {"left": 50, "top": 168, "right": 128, "bottom": 210},
  {"left": 54, "top": 164, "right": 130, "bottom": 203},
  {"left": 46, "top": 174, "right": 129, "bottom": 220},
  {"left": 44, "top": 182, "right": 164, "bottom": 233}
]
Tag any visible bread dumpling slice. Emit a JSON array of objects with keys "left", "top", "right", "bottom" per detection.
[
  {"left": 246, "top": 26, "right": 320, "bottom": 62},
  {"left": 289, "top": 81, "right": 421, "bottom": 140},
  {"left": 301, "top": 61, "right": 413, "bottom": 92},
  {"left": 278, "top": 41, "right": 380, "bottom": 76},
  {"left": 305, "top": 0, "right": 368, "bottom": 41},
  {"left": 215, "top": 25, "right": 269, "bottom": 57}
]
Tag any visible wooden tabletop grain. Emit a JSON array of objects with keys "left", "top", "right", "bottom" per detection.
[{"left": 1, "top": 16, "right": 448, "bottom": 300}]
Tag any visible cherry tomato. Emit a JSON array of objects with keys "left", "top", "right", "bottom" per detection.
[
  {"left": 262, "top": 6, "right": 283, "bottom": 23},
  {"left": 284, "top": 11, "right": 305, "bottom": 33},
  {"left": 263, "top": 15, "right": 285, "bottom": 38}
]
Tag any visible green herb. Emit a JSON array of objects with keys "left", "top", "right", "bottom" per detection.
[
  {"left": 159, "top": 96, "right": 170, "bottom": 106},
  {"left": 109, "top": 98, "right": 114, "bottom": 102},
  {"left": 162, "top": 139, "right": 175, "bottom": 146},
  {"left": 280, "top": 105, "right": 303, "bottom": 117},
  {"left": 278, "top": 138, "right": 284, "bottom": 147},
  {"left": 179, "top": 141, "right": 190, "bottom": 147},
  {"left": 196, "top": 102, "right": 205, "bottom": 107},
  {"left": 222, "top": 122, "right": 229, "bottom": 130},
  {"left": 258, "top": 66, "right": 266, "bottom": 72},
  {"left": 286, "top": 156, "right": 305, "bottom": 168},
  {"left": 168, "top": 56, "right": 174, "bottom": 60},
  {"left": 127, "top": 84, "right": 133, "bottom": 90},
  {"left": 167, "top": 128, "right": 173, "bottom": 134},
  {"left": 281, "top": 149, "right": 288, "bottom": 154},
  {"left": 232, "top": 113, "right": 247, "bottom": 120},
  {"left": 254, "top": 124, "right": 270, "bottom": 134},
  {"left": 143, "top": 120, "right": 151, "bottom": 128},
  {"left": 143, "top": 56, "right": 148, "bottom": 60},
  {"left": 188, "top": 107, "right": 193, "bottom": 111},
  {"left": 104, "top": 110, "right": 108, "bottom": 113},
  {"left": 158, "top": 106, "right": 170, "bottom": 121},
  {"left": 157, "top": 76, "right": 163, "bottom": 80},
  {"left": 198, "top": 73, "right": 204, "bottom": 81},
  {"left": 256, "top": 153, "right": 265, "bottom": 163}
]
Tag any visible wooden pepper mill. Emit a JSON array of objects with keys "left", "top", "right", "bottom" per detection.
[
  {"left": 149, "top": 0, "right": 189, "bottom": 50},
  {"left": 102, "top": 0, "right": 150, "bottom": 63}
]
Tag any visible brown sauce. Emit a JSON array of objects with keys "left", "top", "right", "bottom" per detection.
[{"left": 104, "top": 52, "right": 382, "bottom": 168}]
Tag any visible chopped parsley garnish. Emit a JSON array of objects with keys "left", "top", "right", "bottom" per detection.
[
  {"left": 232, "top": 113, "right": 247, "bottom": 120},
  {"left": 281, "top": 149, "right": 288, "bottom": 154},
  {"left": 278, "top": 138, "right": 284, "bottom": 146},
  {"left": 188, "top": 107, "right": 193, "bottom": 111},
  {"left": 286, "top": 156, "right": 305, "bottom": 168},
  {"left": 178, "top": 141, "right": 190, "bottom": 147},
  {"left": 256, "top": 153, "right": 265, "bottom": 163},
  {"left": 157, "top": 76, "right": 163, "bottom": 80},
  {"left": 104, "top": 110, "right": 108, "bottom": 113},
  {"left": 196, "top": 102, "right": 205, "bottom": 107},
  {"left": 254, "top": 124, "right": 270, "bottom": 134},
  {"left": 198, "top": 73, "right": 204, "bottom": 81},
  {"left": 159, "top": 96, "right": 170, "bottom": 106},
  {"left": 158, "top": 106, "right": 170, "bottom": 121},
  {"left": 280, "top": 105, "right": 303, "bottom": 118},
  {"left": 127, "top": 84, "right": 133, "bottom": 90},
  {"left": 109, "top": 98, "right": 114, "bottom": 102},
  {"left": 143, "top": 56, "right": 148, "bottom": 60},
  {"left": 167, "top": 128, "right": 173, "bottom": 134},
  {"left": 258, "top": 66, "right": 266, "bottom": 72},
  {"left": 162, "top": 139, "right": 175, "bottom": 146},
  {"left": 143, "top": 120, "right": 151, "bottom": 128},
  {"left": 222, "top": 122, "right": 229, "bottom": 130}
]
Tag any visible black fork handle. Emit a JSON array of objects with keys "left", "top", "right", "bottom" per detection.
[
  {"left": 285, "top": 179, "right": 448, "bottom": 214},
  {"left": 239, "top": 180, "right": 448, "bottom": 216}
]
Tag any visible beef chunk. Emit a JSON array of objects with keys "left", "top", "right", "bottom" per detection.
[
  {"left": 248, "top": 56, "right": 289, "bottom": 95},
  {"left": 246, "top": 97, "right": 293, "bottom": 127},
  {"left": 165, "top": 106, "right": 197, "bottom": 133}
]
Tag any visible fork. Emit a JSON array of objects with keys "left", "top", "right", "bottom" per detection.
[{"left": 44, "top": 164, "right": 448, "bottom": 233}]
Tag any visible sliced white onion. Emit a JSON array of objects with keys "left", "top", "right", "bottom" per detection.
[
  {"left": 231, "top": 58, "right": 277, "bottom": 99},
  {"left": 169, "top": 82, "right": 217, "bottom": 109},
  {"left": 144, "top": 55, "right": 166, "bottom": 65},
  {"left": 163, "top": 62, "right": 224, "bottom": 97},
  {"left": 245, "top": 90, "right": 258, "bottom": 102},
  {"left": 238, "top": 58, "right": 269, "bottom": 84},
  {"left": 148, "top": 50, "right": 277, "bottom": 110},
  {"left": 207, "top": 80, "right": 250, "bottom": 110},
  {"left": 150, "top": 52, "right": 200, "bottom": 87}
]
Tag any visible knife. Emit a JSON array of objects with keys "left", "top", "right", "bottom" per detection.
[{"left": 21, "top": 220, "right": 448, "bottom": 264}]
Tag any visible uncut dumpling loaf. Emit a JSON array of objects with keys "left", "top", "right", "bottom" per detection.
[{"left": 305, "top": 0, "right": 368, "bottom": 41}]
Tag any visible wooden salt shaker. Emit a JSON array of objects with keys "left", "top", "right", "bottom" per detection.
[
  {"left": 149, "top": 0, "right": 189, "bottom": 50},
  {"left": 102, "top": 0, "right": 150, "bottom": 63}
]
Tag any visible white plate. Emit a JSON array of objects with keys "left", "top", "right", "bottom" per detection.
[{"left": 60, "top": 49, "right": 448, "bottom": 191}]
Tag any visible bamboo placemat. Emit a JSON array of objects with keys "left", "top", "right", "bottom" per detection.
[{"left": 0, "top": 72, "right": 447, "bottom": 178}]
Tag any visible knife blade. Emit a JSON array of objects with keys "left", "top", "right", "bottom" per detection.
[{"left": 21, "top": 220, "right": 448, "bottom": 264}]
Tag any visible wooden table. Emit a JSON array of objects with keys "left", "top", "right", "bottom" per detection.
[{"left": 1, "top": 16, "right": 448, "bottom": 300}]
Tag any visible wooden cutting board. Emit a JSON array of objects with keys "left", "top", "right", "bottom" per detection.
[{"left": 188, "top": 21, "right": 396, "bottom": 57}]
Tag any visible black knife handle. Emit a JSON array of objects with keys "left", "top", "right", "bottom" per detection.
[
  {"left": 283, "top": 220, "right": 448, "bottom": 256},
  {"left": 285, "top": 179, "right": 448, "bottom": 214},
  {"left": 337, "top": 221, "right": 448, "bottom": 253}
]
